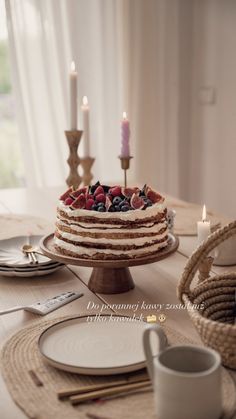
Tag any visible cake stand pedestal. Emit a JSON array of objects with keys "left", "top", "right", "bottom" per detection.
[
  {"left": 40, "top": 233, "right": 179, "bottom": 294},
  {"left": 89, "top": 267, "right": 134, "bottom": 293}
]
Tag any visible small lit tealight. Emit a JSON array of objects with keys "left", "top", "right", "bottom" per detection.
[{"left": 197, "top": 205, "right": 211, "bottom": 245}]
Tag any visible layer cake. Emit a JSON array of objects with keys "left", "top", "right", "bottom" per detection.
[{"left": 54, "top": 183, "right": 168, "bottom": 260}]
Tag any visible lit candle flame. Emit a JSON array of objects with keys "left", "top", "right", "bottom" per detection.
[
  {"left": 82, "top": 96, "right": 88, "bottom": 106},
  {"left": 202, "top": 204, "right": 207, "bottom": 222},
  {"left": 123, "top": 111, "right": 127, "bottom": 119},
  {"left": 71, "top": 61, "right": 75, "bottom": 71}
]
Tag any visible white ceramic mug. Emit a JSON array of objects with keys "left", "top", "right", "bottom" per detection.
[
  {"left": 214, "top": 235, "right": 236, "bottom": 266},
  {"left": 143, "top": 325, "right": 222, "bottom": 419}
]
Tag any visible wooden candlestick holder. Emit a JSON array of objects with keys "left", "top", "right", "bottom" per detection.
[
  {"left": 65, "top": 130, "right": 83, "bottom": 189},
  {"left": 119, "top": 156, "right": 133, "bottom": 187},
  {"left": 80, "top": 157, "right": 95, "bottom": 186}
]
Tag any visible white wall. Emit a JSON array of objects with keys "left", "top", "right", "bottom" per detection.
[
  {"left": 125, "top": 0, "right": 181, "bottom": 196},
  {"left": 188, "top": 0, "right": 236, "bottom": 217},
  {"left": 125, "top": 0, "right": 236, "bottom": 218}
]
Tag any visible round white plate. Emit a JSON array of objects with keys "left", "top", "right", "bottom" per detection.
[
  {"left": 0, "top": 236, "right": 54, "bottom": 267},
  {"left": 39, "top": 315, "right": 156, "bottom": 375},
  {"left": 0, "top": 261, "right": 63, "bottom": 271},
  {"left": 0, "top": 265, "right": 64, "bottom": 277}
]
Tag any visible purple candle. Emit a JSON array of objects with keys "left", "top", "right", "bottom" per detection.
[{"left": 120, "top": 112, "right": 130, "bottom": 157}]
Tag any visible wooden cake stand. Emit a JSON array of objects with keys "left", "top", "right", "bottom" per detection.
[{"left": 40, "top": 233, "right": 179, "bottom": 294}]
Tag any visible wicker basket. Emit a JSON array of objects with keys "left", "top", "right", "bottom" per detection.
[{"left": 177, "top": 220, "right": 236, "bottom": 369}]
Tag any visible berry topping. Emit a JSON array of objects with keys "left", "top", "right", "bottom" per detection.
[
  {"left": 85, "top": 193, "right": 94, "bottom": 200},
  {"left": 109, "top": 186, "right": 122, "bottom": 197},
  {"left": 146, "top": 187, "right": 164, "bottom": 204},
  {"left": 130, "top": 193, "right": 145, "bottom": 210},
  {"left": 71, "top": 194, "right": 86, "bottom": 209},
  {"left": 121, "top": 205, "right": 130, "bottom": 212},
  {"left": 145, "top": 199, "right": 153, "bottom": 207},
  {"left": 121, "top": 187, "right": 139, "bottom": 198},
  {"left": 86, "top": 198, "right": 95, "bottom": 210},
  {"left": 64, "top": 197, "right": 74, "bottom": 206},
  {"left": 59, "top": 182, "right": 163, "bottom": 212},
  {"left": 71, "top": 186, "right": 88, "bottom": 198},
  {"left": 119, "top": 199, "right": 128, "bottom": 207},
  {"left": 113, "top": 196, "right": 123, "bottom": 205},
  {"left": 94, "top": 185, "right": 104, "bottom": 196},
  {"left": 142, "top": 197, "right": 153, "bottom": 210},
  {"left": 95, "top": 193, "right": 106, "bottom": 203},
  {"left": 60, "top": 187, "right": 74, "bottom": 201}
]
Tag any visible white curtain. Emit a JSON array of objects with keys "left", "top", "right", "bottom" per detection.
[
  {"left": 6, "top": 0, "right": 126, "bottom": 187},
  {"left": 6, "top": 0, "right": 236, "bottom": 217},
  {"left": 5, "top": 0, "right": 181, "bottom": 193}
]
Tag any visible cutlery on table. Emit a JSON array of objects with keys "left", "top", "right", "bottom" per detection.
[
  {"left": 70, "top": 380, "right": 152, "bottom": 405},
  {"left": 58, "top": 374, "right": 150, "bottom": 399},
  {"left": 0, "top": 292, "right": 84, "bottom": 316},
  {"left": 22, "top": 244, "right": 38, "bottom": 264},
  {"left": 100, "top": 385, "right": 152, "bottom": 402}
]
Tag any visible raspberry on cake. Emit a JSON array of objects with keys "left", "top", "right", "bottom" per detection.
[{"left": 54, "top": 182, "right": 168, "bottom": 260}]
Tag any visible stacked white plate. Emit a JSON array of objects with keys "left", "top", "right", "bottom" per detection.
[{"left": 0, "top": 235, "right": 64, "bottom": 277}]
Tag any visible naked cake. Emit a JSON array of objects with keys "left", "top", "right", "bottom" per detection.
[{"left": 54, "top": 182, "right": 168, "bottom": 260}]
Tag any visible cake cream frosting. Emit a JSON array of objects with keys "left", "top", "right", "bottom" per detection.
[{"left": 54, "top": 183, "right": 168, "bottom": 260}]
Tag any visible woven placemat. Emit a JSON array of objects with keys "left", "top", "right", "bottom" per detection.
[{"left": 1, "top": 314, "right": 236, "bottom": 419}]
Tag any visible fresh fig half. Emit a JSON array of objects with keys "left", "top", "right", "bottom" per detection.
[
  {"left": 71, "top": 194, "right": 86, "bottom": 209},
  {"left": 121, "top": 187, "right": 140, "bottom": 198},
  {"left": 130, "top": 193, "right": 145, "bottom": 210},
  {"left": 146, "top": 187, "right": 164, "bottom": 204},
  {"left": 71, "top": 186, "right": 88, "bottom": 199},
  {"left": 60, "top": 187, "right": 74, "bottom": 201},
  {"left": 105, "top": 195, "right": 112, "bottom": 211}
]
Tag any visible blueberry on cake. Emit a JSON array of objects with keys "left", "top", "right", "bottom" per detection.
[{"left": 54, "top": 182, "right": 168, "bottom": 260}]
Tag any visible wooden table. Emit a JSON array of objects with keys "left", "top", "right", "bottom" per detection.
[{"left": 0, "top": 186, "right": 235, "bottom": 419}]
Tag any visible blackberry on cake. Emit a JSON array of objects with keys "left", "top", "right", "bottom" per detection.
[{"left": 54, "top": 182, "right": 168, "bottom": 260}]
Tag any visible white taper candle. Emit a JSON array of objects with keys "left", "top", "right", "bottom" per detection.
[
  {"left": 69, "top": 61, "right": 77, "bottom": 130},
  {"left": 81, "top": 96, "right": 90, "bottom": 157}
]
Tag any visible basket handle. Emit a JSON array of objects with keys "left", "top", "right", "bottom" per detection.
[{"left": 177, "top": 220, "right": 236, "bottom": 302}]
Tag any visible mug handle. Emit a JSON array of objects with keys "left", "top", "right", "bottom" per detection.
[{"left": 143, "top": 324, "right": 167, "bottom": 381}]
